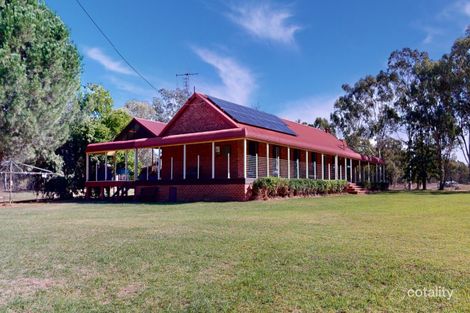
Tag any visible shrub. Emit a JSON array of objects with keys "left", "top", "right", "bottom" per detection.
[{"left": 251, "top": 178, "right": 349, "bottom": 200}]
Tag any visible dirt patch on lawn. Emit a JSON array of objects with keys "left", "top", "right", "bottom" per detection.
[
  {"left": 0, "top": 277, "right": 63, "bottom": 305},
  {"left": 116, "top": 283, "right": 145, "bottom": 299},
  {"left": 197, "top": 261, "right": 236, "bottom": 284}
]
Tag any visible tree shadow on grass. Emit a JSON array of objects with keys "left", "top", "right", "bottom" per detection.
[{"left": 376, "top": 190, "right": 470, "bottom": 196}]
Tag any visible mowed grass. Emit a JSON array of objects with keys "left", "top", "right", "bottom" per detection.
[{"left": 0, "top": 192, "right": 469, "bottom": 312}]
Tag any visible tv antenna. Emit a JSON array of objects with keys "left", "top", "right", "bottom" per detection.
[{"left": 176, "top": 72, "right": 198, "bottom": 93}]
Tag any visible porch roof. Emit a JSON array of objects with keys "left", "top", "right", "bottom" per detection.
[
  {"left": 85, "top": 128, "right": 246, "bottom": 153},
  {"left": 86, "top": 127, "right": 383, "bottom": 164},
  {"left": 243, "top": 120, "right": 383, "bottom": 163}
]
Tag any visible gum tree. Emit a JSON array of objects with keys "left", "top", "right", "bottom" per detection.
[{"left": 448, "top": 31, "right": 470, "bottom": 180}]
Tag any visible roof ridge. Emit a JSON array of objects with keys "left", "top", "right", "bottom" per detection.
[{"left": 134, "top": 117, "right": 166, "bottom": 124}]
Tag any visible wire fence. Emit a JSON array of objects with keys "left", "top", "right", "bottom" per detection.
[{"left": 0, "top": 160, "right": 61, "bottom": 204}]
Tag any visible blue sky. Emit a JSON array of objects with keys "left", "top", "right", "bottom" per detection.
[{"left": 46, "top": 0, "right": 469, "bottom": 122}]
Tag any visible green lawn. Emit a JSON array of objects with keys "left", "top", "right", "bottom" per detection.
[{"left": 1, "top": 192, "right": 469, "bottom": 312}]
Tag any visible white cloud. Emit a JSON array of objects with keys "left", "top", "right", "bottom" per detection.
[
  {"left": 84, "top": 47, "right": 135, "bottom": 75},
  {"left": 107, "top": 76, "right": 156, "bottom": 99},
  {"left": 463, "top": 1, "right": 470, "bottom": 16},
  {"left": 416, "top": 1, "right": 470, "bottom": 45},
  {"left": 439, "top": 0, "right": 470, "bottom": 18},
  {"left": 193, "top": 47, "right": 256, "bottom": 105},
  {"left": 420, "top": 25, "right": 444, "bottom": 44},
  {"left": 227, "top": 2, "right": 301, "bottom": 45},
  {"left": 278, "top": 94, "right": 339, "bottom": 123}
]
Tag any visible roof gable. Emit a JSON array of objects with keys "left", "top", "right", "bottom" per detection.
[
  {"left": 159, "top": 93, "right": 238, "bottom": 136},
  {"left": 114, "top": 118, "right": 166, "bottom": 141}
]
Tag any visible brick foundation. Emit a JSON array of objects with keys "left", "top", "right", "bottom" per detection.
[{"left": 135, "top": 182, "right": 250, "bottom": 202}]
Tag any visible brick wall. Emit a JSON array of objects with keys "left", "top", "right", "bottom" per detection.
[
  {"left": 164, "top": 99, "right": 234, "bottom": 136},
  {"left": 136, "top": 183, "right": 250, "bottom": 202},
  {"left": 214, "top": 140, "right": 243, "bottom": 179},
  {"left": 160, "top": 140, "right": 244, "bottom": 181},
  {"left": 161, "top": 145, "right": 183, "bottom": 180},
  {"left": 186, "top": 142, "right": 212, "bottom": 179}
]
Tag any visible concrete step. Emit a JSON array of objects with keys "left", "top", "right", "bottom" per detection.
[{"left": 346, "top": 183, "right": 368, "bottom": 195}]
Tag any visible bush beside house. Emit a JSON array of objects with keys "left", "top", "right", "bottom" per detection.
[{"left": 251, "top": 177, "right": 348, "bottom": 200}]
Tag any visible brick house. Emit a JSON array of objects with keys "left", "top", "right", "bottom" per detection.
[{"left": 85, "top": 93, "right": 385, "bottom": 201}]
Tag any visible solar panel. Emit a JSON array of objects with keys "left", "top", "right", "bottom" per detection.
[{"left": 207, "top": 96, "right": 296, "bottom": 136}]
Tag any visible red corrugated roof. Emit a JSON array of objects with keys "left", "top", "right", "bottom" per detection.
[
  {"left": 86, "top": 128, "right": 246, "bottom": 153},
  {"left": 239, "top": 120, "right": 383, "bottom": 163},
  {"left": 86, "top": 93, "right": 383, "bottom": 164},
  {"left": 240, "top": 120, "right": 361, "bottom": 159},
  {"left": 134, "top": 118, "right": 166, "bottom": 136}
]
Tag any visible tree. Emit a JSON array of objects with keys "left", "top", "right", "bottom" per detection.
[
  {"left": 152, "top": 88, "right": 190, "bottom": 122},
  {"left": 376, "top": 137, "right": 405, "bottom": 186},
  {"left": 388, "top": 49, "right": 457, "bottom": 190},
  {"left": 448, "top": 159, "right": 469, "bottom": 184},
  {"left": 344, "top": 135, "right": 376, "bottom": 156},
  {"left": 416, "top": 58, "right": 457, "bottom": 189},
  {"left": 448, "top": 30, "right": 470, "bottom": 180},
  {"left": 332, "top": 47, "right": 458, "bottom": 190},
  {"left": 331, "top": 72, "right": 395, "bottom": 147},
  {"left": 103, "top": 109, "right": 133, "bottom": 138},
  {"left": 386, "top": 49, "right": 429, "bottom": 189},
  {"left": 311, "top": 117, "right": 336, "bottom": 136},
  {"left": 123, "top": 100, "right": 156, "bottom": 119},
  {"left": 0, "top": 0, "right": 81, "bottom": 167},
  {"left": 56, "top": 84, "right": 131, "bottom": 196},
  {"left": 80, "top": 84, "right": 113, "bottom": 120}
]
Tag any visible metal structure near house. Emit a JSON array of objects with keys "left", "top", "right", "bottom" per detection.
[
  {"left": 0, "top": 160, "right": 62, "bottom": 204},
  {"left": 176, "top": 72, "right": 198, "bottom": 94}
]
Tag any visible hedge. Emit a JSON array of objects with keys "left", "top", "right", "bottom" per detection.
[{"left": 251, "top": 177, "right": 348, "bottom": 200}]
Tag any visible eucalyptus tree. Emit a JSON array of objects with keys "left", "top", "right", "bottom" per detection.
[
  {"left": 376, "top": 137, "right": 405, "bottom": 187},
  {"left": 152, "top": 88, "right": 190, "bottom": 122},
  {"left": 311, "top": 117, "right": 336, "bottom": 136},
  {"left": 387, "top": 49, "right": 457, "bottom": 189},
  {"left": 448, "top": 31, "right": 470, "bottom": 180},
  {"left": 332, "top": 47, "right": 457, "bottom": 189},
  {"left": 388, "top": 48, "right": 457, "bottom": 189},
  {"left": 416, "top": 57, "right": 456, "bottom": 189},
  {"left": 386, "top": 49, "right": 428, "bottom": 188},
  {"left": 331, "top": 71, "right": 396, "bottom": 156},
  {"left": 124, "top": 100, "right": 156, "bottom": 120}
]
